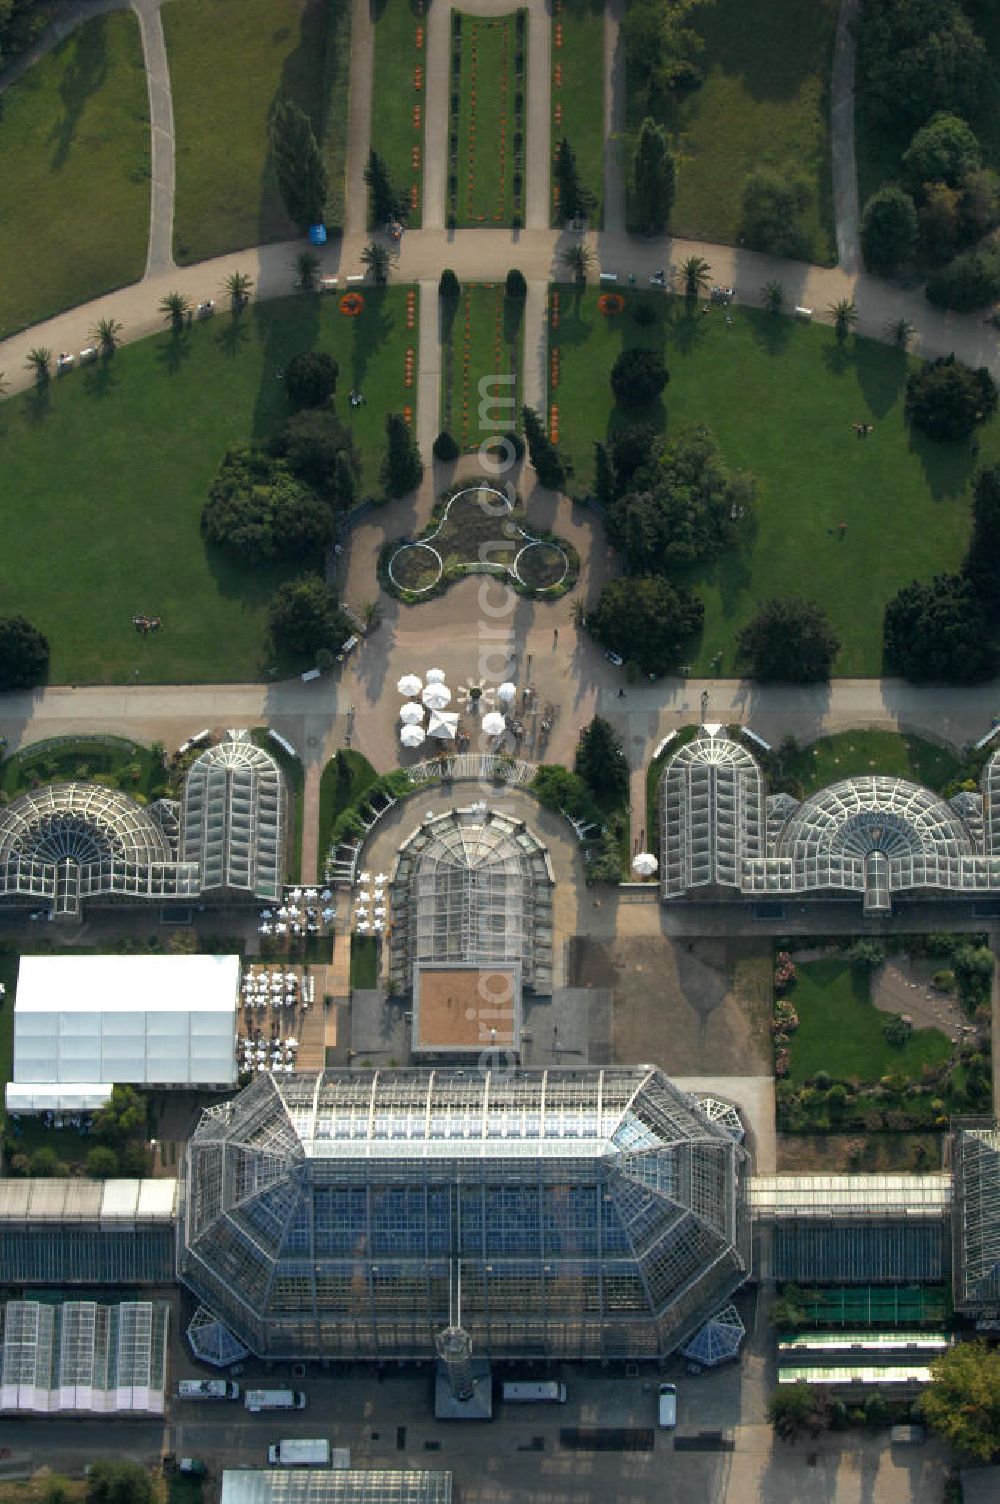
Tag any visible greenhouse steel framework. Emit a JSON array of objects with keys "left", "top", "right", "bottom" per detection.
[
  {"left": 952, "top": 1125, "right": 1000, "bottom": 1312},
  {"left": 177, "top": 1067, "right": 750, "bottom": 1361},
  {"left": 0, "top": 1299, "right": 168, "bottom": 1414},
  {"left": 388, "top": 807, "right": 554, "bottom": 997},
  {"left": 0, "top": 733, "right": 286, "bottom": 916},
  {"left": 660, "top": 728, "right": 1000, "bottom": 911}
]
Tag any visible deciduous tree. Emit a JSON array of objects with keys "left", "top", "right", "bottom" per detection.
[
  {"left": 921, "top": 1340, "right": 1000, "bottom": 1459},
  {"left": 737, "top": 598, "right": 840, "bottom": 682},
  {"left": 884, "top": 573, "right": 994, "bottom": 681},
  {"left": 589, "top": 575, "right": 703, "bottom": 677},
  {"left": 0, "top": 615, "right": 49, "bottom": 689}
]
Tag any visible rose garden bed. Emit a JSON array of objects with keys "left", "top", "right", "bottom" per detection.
[
  {"left": 381, "top": 483, "right": 578, "bottom": 601},
  {"left": 448, "top": 9, "right": 526, "bottom": 227}
]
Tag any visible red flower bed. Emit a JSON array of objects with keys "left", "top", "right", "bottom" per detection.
[
  {"left": 339, "top": 293, "right": 364, "bottom": 316},
  {"left": 598, "top": 292, "right": 625, "bottom": 316}
]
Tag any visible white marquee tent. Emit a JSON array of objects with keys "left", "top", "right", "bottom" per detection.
[{"left": 6, "top": 955, "right": 240, "bottom": 1114}]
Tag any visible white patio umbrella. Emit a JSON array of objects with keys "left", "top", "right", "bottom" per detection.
[
  {"left": 425, "top": 667, "right": 447, "bottom": 683},
  {"left": 397, "top": 673, "right": 422, "bottom": 697},
  {"left": 400, "top": 723, "right": 426, "bottom": 749},
  {"left": 422, "top": 682, "right": 452, "bottom": 710},
  {"left": 375, "top": 872, "right": 389, "bottom": 884},
  {"left": 632, "top": 852, "right": 659, "bottom": 877},
  {"left": 427, "top": 709, "right": 459, "bottom": 740},
  {"left": 498, "top": 682, "right": 517, "bottom": 702},
  {"left": 481, "top": 711, "right": 506, "bottom": 736},
  {"left": 400, "top": 701, "right": 425, "bottom": 725}
]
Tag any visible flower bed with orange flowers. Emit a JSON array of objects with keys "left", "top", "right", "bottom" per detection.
[
  {"left": 549, "top": 0, "right": 605, "bottom": 228},
  {"left": 340, "top": 292, "right": 365, "bottom": 316},
  {"left": 598, "top": 292, "right": 625, "bottom": 316},
  {"left": 369, "top": 0, "right": 425, "bottom": 226},
  {"left": 448, "top": 10, "right": 526, "bottom": 228},
  {"left": 440, "top": 284, "right": 522, "bottom": 451}
]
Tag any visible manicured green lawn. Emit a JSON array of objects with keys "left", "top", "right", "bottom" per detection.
[
  {"left": 550, "top": 289, "right": 996, "bottom": 675},
  {"left": 785, "top": 959, "right": 952, "bottom": 1086},
  {"left": 0, "top": 290, "right": 414, "bottom": 683},
  {"left": 552, "top": 0, "right": 604, "bottom": 227},
  {"left": 350, "top": 934, "right": 380, "bottom": 989},
  {"left": 0, "top": 736, "right": 167, "bottom": 800},
  {"left": 0, "top": 12, "right": 149, "bottom": 340},
  {"left": 627, "top": 0, "right": 837, "bottom": 263},
  {"left": 318, "top": 750, "right": 378, "bottom": 869},
  {"left": 165, "top": 0, "right": 327, "bottom": 263},
  {"left": 452, "top": 11, "right": 525, "bottom": 227},
  {"left": 780, "top": 731, "right": 963, "bottom": 797},
  {"left": 371, "top": 0, "right": 425, "bottom": 228},
  {"left": 441, "top": 284, "right": 523, "bottom": 448}
]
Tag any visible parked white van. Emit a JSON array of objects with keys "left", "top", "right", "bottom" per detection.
[{"left": 657, "top": 1382, "right": 677, "bottom": 1429}]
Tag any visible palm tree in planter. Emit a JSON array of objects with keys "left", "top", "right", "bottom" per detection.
[
  {"left": 829, "top": 298, "right": 858, "bottom": 339},
  {"left": 560, "top": 243, "right": 593, "bottom": 287},
  {"left": 296, "top": 251, "right": 320, "bottom": 291},
  {"left": 680, "top": 255, "right": 711, "bottom": 299},
  {"left": 224, "top": 270, "right": 254, "bottom": 313},
  {"left": 361, "top": 241, "right": 390, "bottom": 284},
  {"left": 160, "top": 291, "right": 190, "bottom": 330},
  {"left": 25, "top": 347, "right": 52, "bottom": 384},
  {"left": 886, "top": 315, "right": 914, "bottom": 350},
  {"left": 92, "top": 317, "right": 124, "bottom": 356}
]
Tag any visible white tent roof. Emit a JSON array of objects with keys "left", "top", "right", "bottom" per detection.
[
  {"left": 12, "top": 955, "right": 239, "bottom": 1092},
  {"left": 426, "top": 709, "right": 459, "bottom": 740}
]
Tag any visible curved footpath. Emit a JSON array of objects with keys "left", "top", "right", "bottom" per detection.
[{"left": 1, "top": 225, "right": 998, "bottom": 402}]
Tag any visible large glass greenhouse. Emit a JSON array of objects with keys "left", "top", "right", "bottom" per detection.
[
  {"left": 952, "top": 1126, "right": 1000, "bottom": 1313},
  {"left": 177, "top": 1067, "right": 750, "bottom": 1361},
  {"left": 660, "top": 729, "right": 1000, "bottom": 911}
]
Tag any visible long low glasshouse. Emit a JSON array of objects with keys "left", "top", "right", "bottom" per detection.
[{"left": 660, "top": 728, "right": 1000, "bottom": 913}]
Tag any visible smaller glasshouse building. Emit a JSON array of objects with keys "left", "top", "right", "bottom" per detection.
[
  {"left": 660, "top": 727, "right": 1000, "bottom": 913},
  {"left": 0, "top": 1299, "right": 169, "bottom": 1415},
  {"left": 0, "top": 732, "right": 287, "bottom": 919}
]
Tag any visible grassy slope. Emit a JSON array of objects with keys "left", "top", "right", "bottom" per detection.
[
  {"left": 629, "top": 0, "right": 837, "bottom": 262},
  {"left": 441, "top": 284, "right": 523, "bottom": 448},
  {"left": 786, "top": 958, "right": 952, "bottom": 1086},
  {"left": 550, "top": 291, "right": 994, "bottom": 675},
  {"left": 317, "top": 750, "right": 378, "bottom": 868},
  {"left": 165, "top": 0, "right": 326, "bottom": 263},
  {"left": 0, "top": 12, "right": 149, "bottom": 339},
  {"left": 371, "top": 0, "right": 425, "bottom": 228},
  {"left": 782, "top": 730, "right": 963, "bottom": 796},
  {"left": 456, "top": 13, "right": 518, "bottom": 226},
  {"left": 552, "top": 0, "right": 604, "bottom": 227},
  {"left": 0, "top": 290, "right": 413, "bottom": 684}
]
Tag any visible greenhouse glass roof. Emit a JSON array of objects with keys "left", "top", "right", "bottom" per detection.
[
  {"left": 953, "top": 1126, "right": 1000, "bottom": 1310},
  {"left": 181, "top": 734, "right": 286, "bottom": 899},
  {"left": 178, "top": 1067, "right": 750, "bottom": 1361},
  {"left": 680, "top": 1302, "right": 745, "bottom": 1366},
  {"left": 0, "top": 1299, "right": 168, "bottom": 1413},
  {"left": 221, "top": 1472, "right": 452, "bottom": 1504},
  {"left": 389, "top": 807, "right": 554, "bottom": 997},
  {"left": 187, "top": 1305, "right": 249, "bottom": 1367},
  {"left": 660, "top": 730, "right": 1000, "bottom": 909}
]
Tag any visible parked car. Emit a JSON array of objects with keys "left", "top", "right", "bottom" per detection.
[{"left": 605, "top": 650, "right": 623, "bottom": 667}]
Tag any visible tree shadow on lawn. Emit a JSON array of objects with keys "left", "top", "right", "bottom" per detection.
[
  {"left": 662, "top": 301, "right": 711, "bottom": 358},
  {"left": 748, "top": 308, "right": 795, "bottom": 360},
  {"left": 906, "top": 426, "right": 978, "bottom": 504},
  {"left": 81, "top": 358, "right": 121, "bottom": 400},
  {"left": 256, "top": 2, "right": 328, "bottom": 246},
  {"left": 215, "top": 313, "right": 254, "bottom": 362},
  {"left": 49, "top": 16, "right": 109, "bottom": 171},
  {"left": 156, "top": 328, "right": 196, "bottom": 378},
  {"left": 682, "top": 0, "right": 833, "bottom": 107},
  {"left": 349, "top": 286, "right": 393, "bottom": 394},
  {"left": 854, "top": 340, "right": 908, "bottom": 420},
  {"left": 250, "top": 296, "right": 322, "bottom": 445}
]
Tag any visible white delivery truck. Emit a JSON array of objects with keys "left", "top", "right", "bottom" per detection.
[
  {"left": 245, "top": 1389, "right": 307, "bottom": 1413},
  {"left": 501, "top": 1381, "right": 567, "bottom": 1403},
  {"left": 267, "top": 1440, "right": 330, "bottom": 1467},
  {"left": 177, "top": 1379, "right": 240, "bottom": 1401}
]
